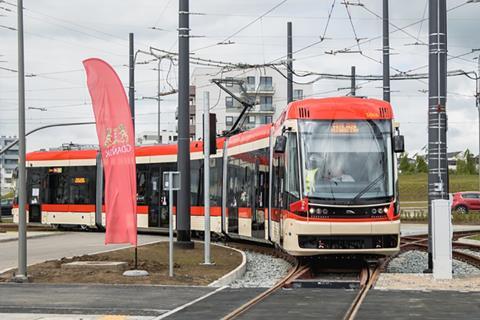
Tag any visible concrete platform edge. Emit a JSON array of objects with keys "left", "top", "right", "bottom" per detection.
[{"left": 208, "top": 244, "right": 246, "bottom": 287}]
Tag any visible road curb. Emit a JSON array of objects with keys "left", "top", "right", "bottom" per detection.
[
  {"left": 0, "top": 232, "right": 65, "bottom": 244},
  {"left": 208, "top": 243, "right": 246, "bottom": 287}
]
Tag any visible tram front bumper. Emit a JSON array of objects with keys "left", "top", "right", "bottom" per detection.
[{"left": 282, "top": 218, "right": 400, "bottom": 256}]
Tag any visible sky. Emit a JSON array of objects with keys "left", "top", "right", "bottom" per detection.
[{"left": 0, "top": 0, "right": 480, "bottom": 154}]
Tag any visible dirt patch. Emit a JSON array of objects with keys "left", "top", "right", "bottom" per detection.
[{"left": 0, "top": 242, "right": 242, "bottom": 286}]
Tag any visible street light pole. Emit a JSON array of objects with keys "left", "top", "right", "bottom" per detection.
[
  {"left": 15, "top": 0, "right": 27, "bottom": 282},
  {"left": 177, "top": 0, "right": 193, "bottom": 248},
  {"left": 477, "top": 54, "right": 480, "bottom": 191},
  {"left": 383, "top": 0, "right": 391, "bottom": 102},
  {"left": 157, "top": 58, "right": 161, "bottom": 143},
  {"left": 427, "top": 0, "right": 448, "bottom": 271}
]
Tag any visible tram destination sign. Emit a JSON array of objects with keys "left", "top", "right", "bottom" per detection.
[{"left": 163, "top": 171, "right": 181, "bottom": 191}]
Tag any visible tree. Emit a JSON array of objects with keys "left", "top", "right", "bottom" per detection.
[
  {"left": 399, "top": 153, "right": 414, "bottom": 174},
  {"left": 415, "top": 155, "right": 428, "bottom": 173},
  {"left": 456, "top": 159, "right": 466, "bottom": 174},
  {"left": 465, "top": 149, "right": 477, "bottom": 174}
]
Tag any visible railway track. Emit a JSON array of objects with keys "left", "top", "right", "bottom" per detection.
[
  {"left": 400, "top": 231, "right": 480, "bottom": 269},
  {"left": 224, "top": 230, "right": 480, "bottom": 319},
  {"left": 221, "top": 254, "right": 384, "bottom": 320}
]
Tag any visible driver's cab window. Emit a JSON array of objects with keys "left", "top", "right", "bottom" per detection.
[{"left": 286, "top": 133, "right": 300, "bottom": 199}]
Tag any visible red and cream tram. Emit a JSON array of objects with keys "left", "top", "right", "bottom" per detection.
[{"left": 13, "top": 97, "right": 404, "bottom": 256}]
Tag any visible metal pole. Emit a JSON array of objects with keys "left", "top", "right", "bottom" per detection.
[
  {"left": 383, "top": 0, "right": 391, "bottom": 102},
  {"left": 176, "top": 0, "right": 193, "bottom": 248},
  {"left": 203, "top": 91, "right": 211, "bottom": 264},
  {"left": 169, "top": 172, "right": 174, "bottom": 277},
  {"left": 1, "top": 122, "right": 95, "bottom": 156},
  {"left": 477, "top": 55, "right": 480, "bottom": 191},
  {"left": 427, "top": 0, "right": 448, "bottom": 271},
  {"left": 0, "top": 158, "right": 2, "bottom": 223},
  {"left": 351, "top": 66, "right": 356, "bottom": 96},
  {"left": 15, "top": 0, "right": 27, "bottom": 281},
  {"left": 287, "top": 21, "right": 293, "bottom": 103},
  {"left": 158, "top": 58, "right": 161, "bottom": 143},
  {"left": 129, "top": 33, "right": 135, "bottom": 131}
]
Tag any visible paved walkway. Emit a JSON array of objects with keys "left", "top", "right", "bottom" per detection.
[
  {"left": 0, "top": 231, "right": 62, "bottom": 243},
  {"left": 0, "top": 232, "right": 165, "bottom": 272}
]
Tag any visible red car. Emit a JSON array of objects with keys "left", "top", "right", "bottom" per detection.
[{"left": 452, "top": 192, "right": 480, "bottom": 213}]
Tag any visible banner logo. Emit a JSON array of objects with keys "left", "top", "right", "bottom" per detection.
[{"left": 104, "top": 124, "right": 132, "bottom": 158}]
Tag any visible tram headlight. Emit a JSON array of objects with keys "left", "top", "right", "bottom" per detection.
[
  {"left": 309, "top": 208, "right": 315, "bottom": 214},
  {"left": 383, "top": 207, "right": 389, "bottom": 214},
  {"left": 372, "top": 208, "right": 377, "bottom": 214},
  {"left": 316, "top": 208, "right": 322, "bottom": 215},
  {"left": 322, "top": 208, "right": 328, "bottom": 215}
]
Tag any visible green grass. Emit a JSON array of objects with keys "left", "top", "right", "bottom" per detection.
[
  {"left": 399, "top": 173, "right": 480, "bottom": 223},
  {"left": 399, "top": 173, "right": 479, "bottom": 202},
  {"left": 469, "top": 235, "right": 480, "bottom": 241}
]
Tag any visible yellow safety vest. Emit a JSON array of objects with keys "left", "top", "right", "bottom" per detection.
[{"left": 305, "top": 168, "right": 318, "bottom": 193}]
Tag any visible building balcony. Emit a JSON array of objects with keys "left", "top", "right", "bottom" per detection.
[
  {"left": 244, "top": 84, "right": 275, "bottom": 94},
  {"left": 190, "top": 124, "right": 196, "bottom": 134},
  {"left": 248, "top": 104, "right": 275, "bottom": 114}
]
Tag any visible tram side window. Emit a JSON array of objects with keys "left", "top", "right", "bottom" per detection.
[
  {"left": 137, "top": 165, "right": 148, "bottom": 205},
  {"left": 227, "top": 153, "right": 254, "bottom": 208},
  {"left": 191, "top": 159, "right": 203, "bottom": 206},
  {"left": 209, "top": 158, "right": 223, "bottom": 206},
  {"left": 69, "top": 166, "right": 96, "bottom": 204},
  {"left": 285, "top": 133, "right": 300, "bottom": 201}
]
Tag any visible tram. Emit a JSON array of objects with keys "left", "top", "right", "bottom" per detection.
[{"left": 13, "top": 97, "right": 404, "bottom": 256}]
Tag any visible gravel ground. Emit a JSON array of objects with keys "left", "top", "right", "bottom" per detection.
[
  {"left": 386, "top": 250, "right": 480, "bottom": 275},
  {"left": 377, "top": 250, "right": 480, "bottom": 291},
  {"left": 229, "top": 251, "right": 291, "bottom": 288}
]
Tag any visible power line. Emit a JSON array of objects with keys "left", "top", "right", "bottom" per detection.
[{"left": 192, "top": 0, "right": 289, "bottom": 52}]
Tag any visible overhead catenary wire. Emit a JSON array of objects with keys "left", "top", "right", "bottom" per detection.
[{"left": 191, "top": 0, "right": 289, "bottom": 52}]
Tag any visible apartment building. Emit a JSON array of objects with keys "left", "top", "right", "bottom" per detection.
[{"left": 190, "top": 67, "right": 312, "bottom": 139}]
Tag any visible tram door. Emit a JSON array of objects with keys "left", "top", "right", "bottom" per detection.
[
  {"left": 27, "top": 168, "right": 44, "bottom": 223},
  {"left": 148, "top": 166, "right": 169, "bottom": 228},
  {"left": 148, "top": 166, "right": 161, "bottom": 228},
  {"left": 227, "top": 169, "right": 239, "bottom": 234}
]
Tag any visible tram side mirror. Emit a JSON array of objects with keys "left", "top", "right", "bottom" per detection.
[
  {"left": 274, "top": 135, "right": 287, "bottom": 153},
  {"left": 393, "top": 135, "right": 405, "bottom": 153}
]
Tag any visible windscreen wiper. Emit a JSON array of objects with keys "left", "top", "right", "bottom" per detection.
[{"left": 349, "top": 172, "right": 384, "bottom": 205}]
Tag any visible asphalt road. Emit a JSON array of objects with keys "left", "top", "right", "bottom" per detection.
[{"left": 0, "top": 232, "right": 165, "bottom": 272}]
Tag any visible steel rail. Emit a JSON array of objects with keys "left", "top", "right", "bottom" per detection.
[
  {"left": 221, "top": 259, "right": 304, "bottom": 320},
  {"left": 343, "top": 262, "right": 383, "bottom": 320}
]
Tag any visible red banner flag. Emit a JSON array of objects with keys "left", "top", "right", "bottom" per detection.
[{"left": 83, "top": 58, "right": 137, "bottom": 245}]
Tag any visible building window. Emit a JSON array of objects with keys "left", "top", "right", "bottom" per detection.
[
  {"left": 293, "top": 89, "right": 304, "bottom": 100},
  {"left": 260, "top": 96, "right": 273, "bottom": 111},
  {"left": 246, "top": 76, "right": 255, "bottom": 91},
  {"left": 263, "top": 116, "right": 273, "bottom": 124},
  {"left": 259, "top": 76, "right": 273, "bottom": 90},
  {"left": 226, "top": 77, "right": 234, "bottom": 87},
  {"left": 225, "top": 96, "right": 234, "bottom": 108},
  {"left": 226, "top": 116, "right": 234, "bottom": 126},
  {"left": 248, "top": 116, "right": 256, "bottom": 124}
]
